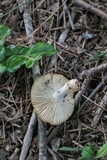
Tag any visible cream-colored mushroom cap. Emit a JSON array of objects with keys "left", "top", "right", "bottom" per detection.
[{"left": 31, "top": 74, "right": 80, "bottom": 125}]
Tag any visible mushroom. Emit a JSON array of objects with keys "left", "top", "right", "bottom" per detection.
[{"left": 31, "top": 74, "right": 80, "bottom": 125}]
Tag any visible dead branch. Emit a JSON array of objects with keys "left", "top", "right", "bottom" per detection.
[
  {"left": 19, "top": 112, "right": 37, "bottom": 160},
  {"left": 17, "top": 1, "right": 37, "bottom": 160},
  {"left": 72, "top": 0, "right": 107, "bottom": 20},
  {"left": 81, "top": 63, "right": 107, "bottom": 77},
  {"left": 38, "top": 118, "right": 47, "bottom": 160},
  {"left": 18, "top": 1, "right": 47, "bottom": 160}
]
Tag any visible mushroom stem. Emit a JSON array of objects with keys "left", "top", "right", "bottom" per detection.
[{"left": 53, "top": 79, "right": 80, "bottom": 101}]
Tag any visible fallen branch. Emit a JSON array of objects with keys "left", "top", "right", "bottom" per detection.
[
  {"left": 19, "top": 111, "right": 37, "bottom": 160},
  {"left": 17, "top": 1, "right": 37, "bottom": 159},
  {"left": 72, "top": 0, "right": 107, "bottom": 20},
  {"left": 38, "top": 118, "right": 47, "bottom": 160},
  {"left": 18, "top": 1, "right": 47, "bottom": 160},
  {"left": 81, "top": 63, "right": 107, "bottom": 77}
]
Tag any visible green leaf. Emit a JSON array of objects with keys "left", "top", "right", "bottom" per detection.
[
  {"left": 30, "top": 42, "right": 56, "bottom": 56},
  {"left": 0, "top": 25, "right": 11, "bottom": 38},
  {"left": 0, "top": 63, "right": 6, "bottom": 73},
  {"left": 4, "top": 47, "right": 13, "bottom": 57},
  {"left": 79, "top": 144, "right": 95, "bottom": 160},
  {"left": 90, "top": 50, "right": 107, "bottom": 61},
  {"left": 0, "top": 45, "right": 5, "bottom": 62},
  {"left": 58, "top": 146, "right": 78, "bottom": 152},
  {"left": 21, "top": 47, "right": 32, "bottom": 55},
  {"left": 0, "top": 38, "right": 5, "bottom": 45},
  {"left": 12, "top": 45, "right": 24, "bottom": 55},
  {"left": 6, "top": 55, "right": 26, "bottom": 72},
  {"left": 7, "top": 44, "right": 16, "bottom": 50},
  {"left": 31, "top": 53, "right": 42, "bottom": 60},
  {"left": 96, "top": 142, "right": 107, "bottom": 158},
  {"left": 25, "top": 59, "right": 34, "bottom": 68}
]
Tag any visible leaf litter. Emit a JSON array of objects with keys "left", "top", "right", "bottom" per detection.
[{"left": 0, "top": 0, "right": 107, "bottom": 159}]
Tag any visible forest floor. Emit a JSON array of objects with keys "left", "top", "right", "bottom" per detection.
[{"left": 0, "top": 0, "right": 107, "bottom": 160}]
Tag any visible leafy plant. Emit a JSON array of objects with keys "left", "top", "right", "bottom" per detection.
[
  {"left": 79, "top": 144, "right": 95, "bottom": 160},
  {"left": 0, "top": 25, "right": 56, "bottom": 73},
  {"left": 59, "top": 142, "right": 107, "bottom": 160},
  {"left": 90, "top": 50, "right": 107, "bottom": 61},
  {"left": 80, "top": 142, "right": 107, "bottom": 160},
  {"left": 58, "top": 146, "right": 78, "bottom": 152},
  {"left": 96, "top": 142, "right": 107, "bottom": 158}
]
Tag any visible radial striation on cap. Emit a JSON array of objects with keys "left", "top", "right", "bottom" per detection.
[{"left": 31, "top": 74, "right": 80, "bottom": 125}]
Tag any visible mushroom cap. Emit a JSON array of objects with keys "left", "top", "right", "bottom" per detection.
[{"left": 31, "top": 74, "right": 78, "bottom": 125}]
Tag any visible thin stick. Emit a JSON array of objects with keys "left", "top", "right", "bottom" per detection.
[
  {"left": 0, "top": 0, "right": 30, "bottom": 19},
  {"left": 81, "top": 63, "right": 107, "bottom": 77},
  {"left": 62, "top": 0, "right": 75, "bottom": 30},
  {"left": 72, "top": 0, "right": 107, "bottom": 20},
  {"left": 47, "top": 124, "right": 63, "bottom": 144},
  {"left": 82, "top": 94, "right": 107, "bottom": 112},
  {"left": 18, "top": 1, "right": 37, "bottom": 159},
  {"left": 91, "top": 92, "right": 107, "bottom": 127},
  {"left": 78, "top": 81, "right": 104, "bottom": 112},
  {"left": 47, "top": 147, "right": 58, "bottom": 160},
  {"left": 32, "top": 65, "right": 47, "bottom": 160},
  {"left": 30, "top": 0, "right": 67, "bottom": 37},
  {"left": 18, "top": 0, "right": 47, "bottom": 160},
  {"left": 38, "top": 118, "right": 47, "bottom": 160},
  {"left": 19, "top": 111, "right": 37, "bottom": 160},
  {"left": 75, "top": 64, "right": 107, "bottom": 106}
]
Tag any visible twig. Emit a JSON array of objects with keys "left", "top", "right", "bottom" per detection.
[
  {"left": 47, "top": 147, "right": 58, "bottom": 160},
  {"left": 30, "top": 0, "right": 67, "bottom": 38},
  {"left": 18, "top": 1, "right": 37, "bottom": 160},
  {"left": 38, "top": 118, "right": 47, "bottom": 160},
  {"left": 48, "top": 8, "right": 71, "bottom": 70},
  {"left": 19, "top": 111, "right": 37, "bottom": 160},
  {"left": 91, "top": 92, "right": 107, "bottom": 127},
  {"left": 78, "top": 80, "right": 105, "bottom": 113},
  {"left": 81, "top": 63, "right": 107, "bottom": 77},
  {"left": 18, "top": 1, "right": 47, "bottom": 160},
  {"left": 0, "top": 0, "right": 30, "bottom": 19},
  {"left": 22, "top": 1, "right": 34, "bottom": 43},
  {"left": 72, "top": 0, "right": 107, "bottom": 20},
  {"left": 58, "top": 25, "right": 70, "bottom": 43},
  {"left": 47, "top": 124, "right": 63, "bottom": 144},
  {"left": 16, "top": 0, "right": 24, "bottom": 13},
  {"left": 32, "top": 66, "right": 48, "bottom": 160},
  {"left": 9, "top": 148, "right": 20, "bottom": 160},
  {"left": 33, "top": 0, "right": 45, "bottom": 11},
  {"left": 58, "top": 0, "right": 76, "bottom": 42},
  {"left": 75, "top": 63, "right": 107, "bottom": 106},
  {"left": 82, "top": 94, "right": 107, "bottom": 112},
  {"left": 62, "top": 0, "right": 75, "bottom": 30}
]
